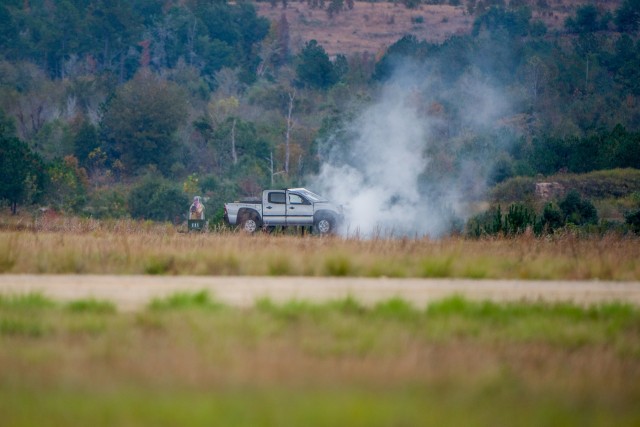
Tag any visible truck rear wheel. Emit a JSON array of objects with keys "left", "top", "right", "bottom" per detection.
[
  {"left": 241, "top": 217, "right": 258, "bottom": 233},
  {"left": 238, "top": 211, "right": 260, "bottom": 233}
]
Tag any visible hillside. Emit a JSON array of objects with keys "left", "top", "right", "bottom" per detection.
[
  {"left": 256, "top": 0, "right": 623, "bottom": 56},
  {"left": 1, "top": 0, "right": 639, "bottom": 235}
]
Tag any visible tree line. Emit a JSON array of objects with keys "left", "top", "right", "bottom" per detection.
[{"left": 0, "top": 0, "right": 639, "bottom": 227}]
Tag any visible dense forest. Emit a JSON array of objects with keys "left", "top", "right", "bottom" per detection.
[{"left": 0, "top": 0, "right": 639, "bottom": 235}]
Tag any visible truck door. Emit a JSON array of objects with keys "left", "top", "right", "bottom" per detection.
[
  {"left": 263, "top": 191, "right": 286, "bottom": 225},
  {"left": 286, "top": 191, "right": 314, "bottom": 226}
]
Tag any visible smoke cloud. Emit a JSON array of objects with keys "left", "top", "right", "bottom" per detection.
[{"left": 310, "top": 62, "right": 510, "bottom": 238}]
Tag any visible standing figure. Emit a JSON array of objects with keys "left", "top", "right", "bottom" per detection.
[{"left": 189, "top": 196, "right": 205, "bottom": 220}]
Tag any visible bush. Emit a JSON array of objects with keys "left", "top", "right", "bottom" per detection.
[
  {"left": 128, "top": 176, "right": 189, "bottom": 223},
  {"left": 491, "top": 176, "right": 535, "bottom": 204},
  {"left": 537, "top": 202, "right": 564, "bottom": 233},
  {"left": 504, "top": 203, "right": 536, "bottom": 235},
  {"left": 84, "top": 187, "right": 129, "bottom": 219},
  {"left": 466, "top": 205, "right": 503, "bottom": 237},
  {"left": 626, "top": 209, "right": 640, "bottom": 234},
  {"left": 559, "top": 190, "right": 598, "bottom": 226}
]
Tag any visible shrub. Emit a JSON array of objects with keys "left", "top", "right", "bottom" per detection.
[
  {"left": 128, "top": 176, "right": 189, "bottom": 223},
  {"left": 465, "top": 205, "right": 503, "bottom": 237},
  {"left": 491, "top": 176, "right": 535, "bottom": 204},
  {"left": 537, "top": 202, "right": 564, "bottom": 234},
  {"left": 560, "top": 190, "right": 599, "bottom": 226},
  {"left": 626, "top": 209, "right": 640, "bottom": 234},
  {"left": 84, "top": 187, "right": 129, "bottom": 219},
  {"left": 504, "top": 203, "right": 536, "bottom": 235}
]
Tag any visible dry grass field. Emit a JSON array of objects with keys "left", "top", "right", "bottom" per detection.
[
  {"left": 0, "top": 216, "right": 639, "bottom": 279},
  {"left": 256, "top": 0, "right": 624, "bottom": 57},
  {"left": 258, "top": 1, "right": 471, "bottom": 56}
]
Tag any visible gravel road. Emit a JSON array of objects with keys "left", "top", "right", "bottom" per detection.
[{"left": 1, "top": 275, "right": 639, "bottom": 311}]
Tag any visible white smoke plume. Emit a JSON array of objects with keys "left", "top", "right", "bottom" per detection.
[{"left": 310, "top": 64, "right": 509, "bottom": 238}]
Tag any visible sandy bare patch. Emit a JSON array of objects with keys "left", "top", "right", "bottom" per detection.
[{"left": 0, "top": 275, "right": 638, "bottom": 311}]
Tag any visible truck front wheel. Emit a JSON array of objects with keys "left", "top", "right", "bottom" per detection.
[{"left": 315, "top": 216, "right": 335, "bottom": 235}]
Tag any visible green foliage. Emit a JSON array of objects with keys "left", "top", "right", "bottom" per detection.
[
  {"left": 425, "top": 296, "right": 639, "bottom": 331},
  {"left": 100, "top": 71, "right": 188, "bottom": 177},
  {"left": 127, "top": 176, "right": 189, "bottom": 223},
  {"left": 0, "top": 293, "right": 56, "bottom": 310},
  {"left": 255, "top": 298, "right": 320, "bottom": 321},
  {"left": 66, "top": 299, "right": 116, "bottom": 314},
  {"left": 372, "top": 35, "right": 433, "bottom": 81},
  {"left": 538, "top": 202, "right": 564, "bottom": 233},
  {"left": 559, "top": 190, "right": 599, "bottom": 226},
  {"left": 489, "top": 154, "right": 515, "bottom": 184},
  {"left": 615, "top": 0, "right": 640, "bottom": 32},
  {"left": 495, "top": 169, "right": 640, "bottom": 206},
  {"left": 84, "top": 187, "right": 129, "bottom": 219},
  {"left": 626, "top": 209, "right": 640, "bottom": 233},
  {"left": 296, "top": 40, "right": 339, "bottom": 89},
  {"left": 148, "top": 291, "right": 225, "bottom": 311},
  {"left": 504, "top": 203, "right": 536, "bottom": 235},
  {"left": 472, "top": 6, "right": 532, "bottom": 37},
  {"left": 372, "top": 297, "right": 418, "bottom": 320},
  {"left": 0, "top": 127, "right": 46, "bottom": 214},
  {"left": 466, "top": 205, "right": 503, "bottom": 237},
  {"left": 466, "top": 203, "right": 539, "bottom": 238},
  {"left": 1, "top": 1, "right": 268, "bottom": 81},
  {"left": 473, "top": 187, "right": 602, "bottom": 236},
  {"left": 514, "top": 127, "right": 640, "bottom": 177},
  {"left": 46, "top": 156, "right": 88, "bottom": 213},
  {"left": 72, "top": 120, "right": 100, "bottom": 169},
  {"left": 199, "top": 175, "right": 241, "bottom": 224},
  {"left": 565, "top": 5, "right": 610, "bottom": 33},
  {"left": 491, "top": 177, "right": 536, "bottom": 204}
]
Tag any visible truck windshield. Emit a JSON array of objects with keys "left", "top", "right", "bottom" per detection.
[{"left": 293, "top": 188, "right": 327, "bottom": 202}]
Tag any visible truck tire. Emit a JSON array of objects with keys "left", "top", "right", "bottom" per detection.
[
  {"left": 314, "top": 215, "right": 335, "bottom": 235},
  {"left": 239, "top": 212, "right": 259, "bottom": 233}
]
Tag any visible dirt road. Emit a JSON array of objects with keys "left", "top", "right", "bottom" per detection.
[{"left": 1, "top": 275, "right": 639, "bottom": 310}]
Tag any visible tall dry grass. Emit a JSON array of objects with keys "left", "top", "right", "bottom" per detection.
[{"left": 0, "top": 217, "right": 638, "bottom": 279}]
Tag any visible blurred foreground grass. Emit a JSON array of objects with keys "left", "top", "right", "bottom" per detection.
[{"left": 1, "top": 292, "right": 639, "bottom": 426}]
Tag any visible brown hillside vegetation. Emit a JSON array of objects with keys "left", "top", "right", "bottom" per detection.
[{"left": 256, "top": 0, "right": 623, "bottom": 57}]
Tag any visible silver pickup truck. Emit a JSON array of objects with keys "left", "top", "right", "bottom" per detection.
[{"left": 223, "top": 188, "right": 343, "bottom": 234}]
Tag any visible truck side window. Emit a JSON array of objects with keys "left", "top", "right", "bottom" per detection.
[
  {"left": 268, "top": 192, "right": 286, "bottom": 204},
  {"left": 288, "top": 194, "right": 309, "bottom": 205}
]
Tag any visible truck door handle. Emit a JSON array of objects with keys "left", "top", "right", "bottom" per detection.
[
  {"left": 266, "top": 206, "right": 272, "bottom": 209},
  {"left": 289, "top": 207, "right": 295, "bottom": 210}
]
